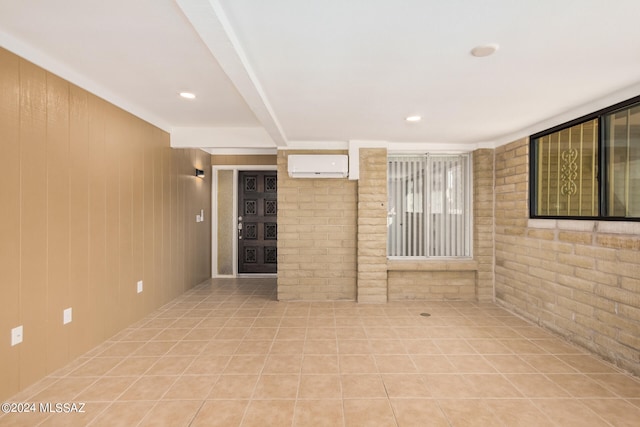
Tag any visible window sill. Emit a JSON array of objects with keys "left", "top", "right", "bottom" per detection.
[
  {"left": 387, "top": 259, "right": 478, "bottom": 272},
  {"left": 528, "top": 219, "right": 640, "bottom": 235}
]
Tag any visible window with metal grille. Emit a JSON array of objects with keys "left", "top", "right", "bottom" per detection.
[
  {"left": 387, "top": 154, "right": 472, "bottom": 258},
  {"left": 531, "top": 95, "right": 640, "bottom": 220}
]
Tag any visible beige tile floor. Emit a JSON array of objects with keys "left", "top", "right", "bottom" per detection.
[{"left": 2, "top": 278, "right": 639, "bottom": 426}]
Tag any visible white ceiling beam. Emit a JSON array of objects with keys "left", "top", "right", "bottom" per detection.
[
  {"left": 171, "top": 126, "right": 274, "bottom": 149},
  {"left": 176, "top": 0, "right": 288, "bottom": 147}
]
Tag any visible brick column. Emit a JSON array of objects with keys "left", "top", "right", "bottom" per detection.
[
  {"left": 473, "top": 149, "right": 495, "bottom": 302},
  {"left": 357, "top": 148, "right": 388, "bottom": 303}
]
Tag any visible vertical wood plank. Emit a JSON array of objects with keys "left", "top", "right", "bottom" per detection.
[
  {"left": 69, "top": 84, "right": 90, "bottom": 357},
  {"left": 45, "top": 72, "right": 70, "bottom": 372},
  {"left": 153, "top": 129, "right": 166, "bottom": 308},
  {"left": 132, "top": 120, "right": 145, "bottom": 320},
  {"left": 143, "top": 124, "right": 156, "bottom": 314},
  {"left": 0, "top": 48, "right": 22, "bottom": 400},
  {"left": 88, "top": 94, "right": 107, "bottom": 345},
  {"left": 170, "top": 150, "right": 180, "bottom": 298},
  {"left": 118, "top": 112, "right": 133, "bottom": 328},
  {"left": 19, "top": 59, "right": 48, "bottom": 389},
  {"left": 104, "top": 103, "right": 120, "bottom": 338},
  {"left": 162, "top": 144, "right": 172, "bottom": 304},
  {"left": 195, "top": 149, "right": 209, "bottom": 284}
]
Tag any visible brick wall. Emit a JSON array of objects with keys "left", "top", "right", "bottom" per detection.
[
  {"left": 388, "top": 271, "right": 475, "bottom": 300},
  {"left": 353, "top": 148, "right": 493, "bottom": 303},
  {"left": 473, "top": 149, "right": 495, "bottom": 302},
  {"left": 495, "top": 138, "right": 640, "bottom": 375},
  {"left": 277, "top": 150, "right": 357, "bottom": 300},
  {"left": 357, "top": 148, "right": 388, "bottom": 303}
]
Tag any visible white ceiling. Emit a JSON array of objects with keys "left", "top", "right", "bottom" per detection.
[{"left": 2, "top": 0, "right": 640, "bottom": 152}]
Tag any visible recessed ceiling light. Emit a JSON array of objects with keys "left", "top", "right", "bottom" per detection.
[
  {"left": 405, "top": 115, "right": 422, "bottom": 122},
  {"left": 470, "top": 43, "right": 499, "bottom": 58},
  {"left": 179, "top": 92, "right": 196, "bottom": 99}
]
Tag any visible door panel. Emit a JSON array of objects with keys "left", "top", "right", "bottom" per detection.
[{"left": 238, "top": 171, "right": 277, "bottom": 273}]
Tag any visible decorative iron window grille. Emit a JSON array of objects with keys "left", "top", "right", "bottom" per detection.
[{"left": 530, "top": 95, "right": 640, "bottom": 220}]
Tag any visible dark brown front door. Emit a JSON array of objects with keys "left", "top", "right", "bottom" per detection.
[{"left": 238, "top": 171, "right": 277, "bottom": 274}]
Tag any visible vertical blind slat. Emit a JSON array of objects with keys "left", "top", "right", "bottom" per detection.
[
  {"left": 410, "top": 159, "right": 415, "bottom": 256},
  {"left": 387, "top": 154, "right": 470, "bottom": 258},
  {"left": 395, "top": 160, "right": 401, "bottom": 254}
]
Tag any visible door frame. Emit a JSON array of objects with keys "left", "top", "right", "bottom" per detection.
[{"left": 212, "top": 165, "right": 277, "bottom": 278}]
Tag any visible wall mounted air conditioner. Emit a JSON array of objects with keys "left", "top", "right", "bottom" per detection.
[{"left": 287, "top": 154, "right": 348, "bottom": 178}]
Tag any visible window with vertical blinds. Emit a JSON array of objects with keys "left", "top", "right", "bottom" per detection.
[
  {"left": 605, "top": 103, "right": 640, "bottom": 217},
  {"left": 387, "top": 154, "right": 472, "bottom": 258}
]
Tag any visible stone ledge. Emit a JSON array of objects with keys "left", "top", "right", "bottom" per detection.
[
  {"left": 527, "top": 218, "right": 640, "bottom": 235},
  {"left": 387, "top": 259, "right": 478, "bottom": 271}
]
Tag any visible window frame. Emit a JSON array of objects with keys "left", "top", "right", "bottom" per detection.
[
  {"left": 387, "top": 152, "right": 473, "bottom": 259},
  {"left": 530, "top": 94, "right": 640, "bottom": 221}
]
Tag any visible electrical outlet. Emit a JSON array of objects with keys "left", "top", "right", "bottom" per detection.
[
  {"left": 63, "top": 308, "right": 72, "bottom": 325},
  {"left": 11, "top": 325, "right": 23, "bottom": 346},
  {"left": 137, "top": 280, "right": 143, "bottom": 293}
]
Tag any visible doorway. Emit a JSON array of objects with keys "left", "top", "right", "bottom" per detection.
[
  {"left": 212, "top": 165, "right": 277, "bottom": 277},
  {"left": 237, "top": 171, "right": 277, "bottom": 274}
]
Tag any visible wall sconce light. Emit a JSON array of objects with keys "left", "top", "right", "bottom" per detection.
[{"left": 195, "top": 168, "right": 205, "bottom": 178}]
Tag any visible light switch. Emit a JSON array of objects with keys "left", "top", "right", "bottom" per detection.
[
  {"left": 63, "top": 308, "right": 72, "bottom": 325},
  {"left": 11, "top": 325, "right": 23, "bottom": 346},
  {"left": 137, "top": 280, "right": 143, "bottom": 293}
]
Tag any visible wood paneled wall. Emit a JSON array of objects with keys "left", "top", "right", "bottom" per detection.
[
  {"left": 211, "top": 154, "right": 277, "bottom": 166},
  {"left": 0, "top": 48, "right": 211, "bottom": 400}
]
